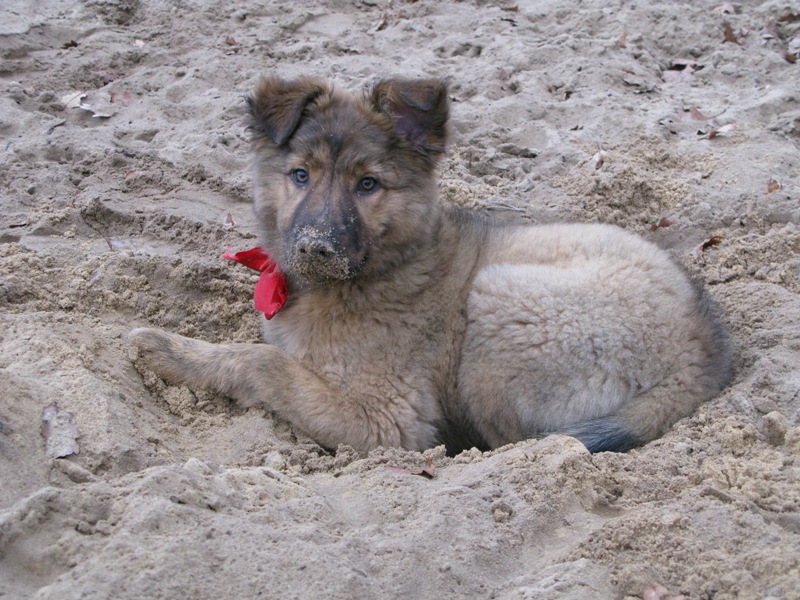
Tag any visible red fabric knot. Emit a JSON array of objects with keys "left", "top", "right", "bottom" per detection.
[{"left": 224, "top": 247, "right": 287, "bottom": 319}]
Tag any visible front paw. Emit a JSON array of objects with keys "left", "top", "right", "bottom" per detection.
[
  {"left": 127, "top": 327, "right": 192, "bottom": 384},
  {"left": 129, "top": 326, "right": 174, "bottom": 357}
]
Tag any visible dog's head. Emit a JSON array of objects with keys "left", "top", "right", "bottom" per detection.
[{"left": 245, "top": 76, "right": 449, "bottom": 286}]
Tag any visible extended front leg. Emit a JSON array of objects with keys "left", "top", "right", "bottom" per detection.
[{"left": 128, "top": 328, "right": 403, "bottom": 453}]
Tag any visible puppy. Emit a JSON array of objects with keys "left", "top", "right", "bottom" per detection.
[{"left": 129, "top": 77, "right": 732, "bottom": 455}]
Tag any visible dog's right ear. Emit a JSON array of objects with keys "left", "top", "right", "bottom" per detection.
[{"left": 246, "top": 77, "right": 329, "bottom": 146}]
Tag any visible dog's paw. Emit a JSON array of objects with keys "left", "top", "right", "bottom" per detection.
[
  {"left": 128, "top": 327, "right": 172, "bottom": 356},
  {"left": 127, "top": 327, "right": 189, "bottom": 383}
]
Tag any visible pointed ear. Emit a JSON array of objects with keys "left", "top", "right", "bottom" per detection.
[
  {"left": 246, "top": 77, "right": 329, "bottom": 146},
  {"left": 370, "top": 78, "right": 449, "bottom": 157}
]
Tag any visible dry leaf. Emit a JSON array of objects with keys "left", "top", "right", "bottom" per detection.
[
  {"left": 778, "top": 12, "right": 800, "bottom": 23},
  {"left": 63, "top": 91, "right": 117, "bottom": 118},
  {"left": 61, "top": 91, "right": 87, "bottom": 109},
  {"left": 125, "top": 170, "right": 143, "bottom": 180},
  {"left": 722, "top": 21, "right": 742, "bottom": 45},
  {"left": 692, "top": 235, "right": 724, "bottom": 258},
  {"left": 41, "top": 404, "right": 80, "bottom": 458},
  {"left": 702, "top": 235, "right": 724, "bottom": 250},
  {"left": 767, "top": 179, "right": 781, "bottom": 192},
  {"left": 224, "top": 36, "right": 238, "bottom": 46},
  {"left": 78, "top": 102, "right": 114, "bottom": 119},
  {"left": 62, "top": 40, "right": 79, "bottom": 49},
  {"left": 619, "top": 31, "right": 628, "bottom": 49},
  {"left": 650, "top": 217, "right": 676, "bottom": 232}
]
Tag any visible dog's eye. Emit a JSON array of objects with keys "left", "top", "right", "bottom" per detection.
[
  {"left": 290, "top": 168, "right": 309, "bottom": 186},
  {"left": 357, "top": 177, "right": 379, "bottom": 195}
]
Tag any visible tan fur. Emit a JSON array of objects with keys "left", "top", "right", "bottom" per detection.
[{"left": 129, "top": 77, "right": 732, "bottom": 455}]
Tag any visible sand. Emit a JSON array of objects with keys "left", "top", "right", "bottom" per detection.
[{"left": 1, "top": 0, "right": 799, "bottom": 598}]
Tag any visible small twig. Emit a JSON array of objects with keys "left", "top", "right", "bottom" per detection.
[{"left": 46, "top": 120, "right": 67, "bottom": 135}]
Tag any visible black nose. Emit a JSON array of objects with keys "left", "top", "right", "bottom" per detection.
[{"left": 296, "top": 235, "right": 335, "bottom": 259}]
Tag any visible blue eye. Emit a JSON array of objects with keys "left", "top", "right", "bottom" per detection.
[
  {"left": 358, "top": 176, "right": 379, "bottom": 194},
  {"left": 291, "top": 168, "right": 309, "bottom": 186}
]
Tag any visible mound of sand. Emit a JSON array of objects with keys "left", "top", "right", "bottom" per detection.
[{"left": 1, "top": 1, "right": 799, "bottom": 597}]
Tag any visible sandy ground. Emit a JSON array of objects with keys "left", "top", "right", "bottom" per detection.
[{"left": 1, "top": 0, "right": 799, "bottom": 598}]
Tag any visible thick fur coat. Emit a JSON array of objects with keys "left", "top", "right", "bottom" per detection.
[{"left": 130, "top": 77, "right": 732, "bottom": 455}]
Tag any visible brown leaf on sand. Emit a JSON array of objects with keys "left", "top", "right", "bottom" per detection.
[
  {"left": 224, "top": 36, "right": 238, "bottom": 46},
  {"left": 692, "top": 235, "right": 724, "bottom": 259},
  {"left": 644, "top": 582, "right": 687, "bottom": 600},
  {"left": 619, "top": 31, "right": 628, "bottom": 49},
  {"left": 722, "top": 21, "right": 742, "bottom": 45},
  {"left": 778, "top": 12, "right": 800, "bottom": 23},
  {"left": 767, "top": 178, "right": 782, "bottom": 193},
  {"left": 649, "top": 217, "right": 676, "bottom": 232}
]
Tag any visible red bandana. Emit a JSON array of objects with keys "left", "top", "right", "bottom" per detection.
[{"left": 224, "top": 247, "right": 288, "bottom": 319}]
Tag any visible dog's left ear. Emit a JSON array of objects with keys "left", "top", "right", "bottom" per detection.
[{"left": 370, "top": 78, "right": 449, "bottom": 157}]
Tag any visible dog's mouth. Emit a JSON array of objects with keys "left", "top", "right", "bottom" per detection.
[{"left": 286, "top": 251, "right": 357, "bottom": 284}]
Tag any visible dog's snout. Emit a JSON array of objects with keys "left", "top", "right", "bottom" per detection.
[
  {"left": 297, "top": 235, "right": 335, "bottom": 259},
  {"left": 289, "top": 230, "right": 354, "bottom": 283}
]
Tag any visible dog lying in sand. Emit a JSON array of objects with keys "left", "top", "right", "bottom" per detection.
[{"left": 129, "top": 77, "right": 732, "bottom": 455}]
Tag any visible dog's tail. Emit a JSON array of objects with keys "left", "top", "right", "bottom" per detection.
[{"left": 553, "top": 416, "right": 642, "bottom": 453}]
